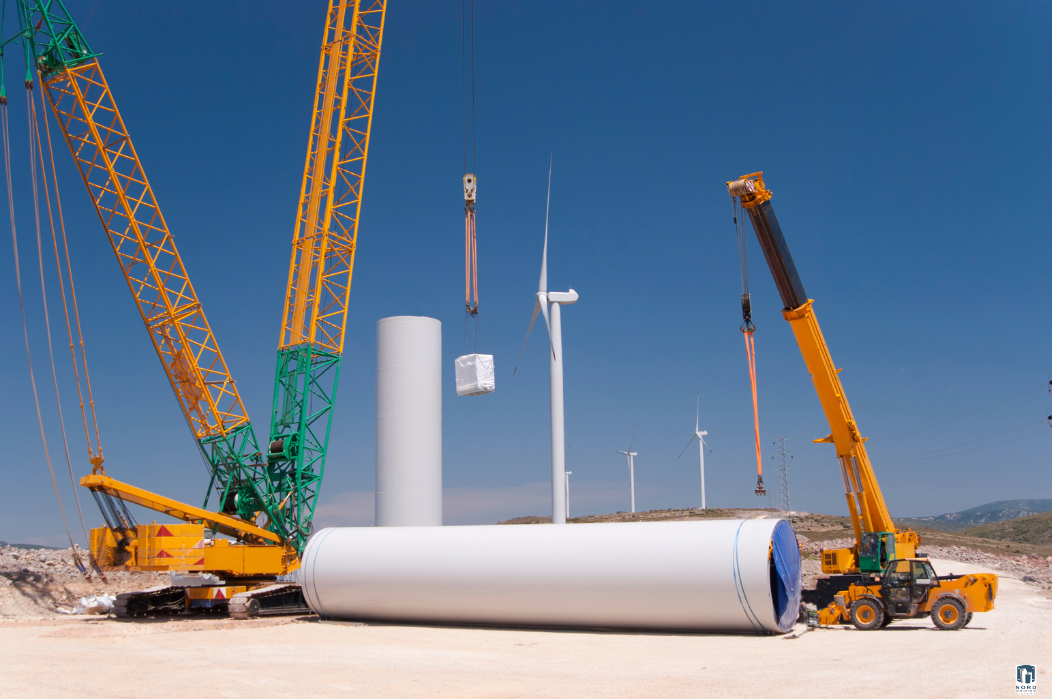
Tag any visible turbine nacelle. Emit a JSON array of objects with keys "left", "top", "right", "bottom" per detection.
[{"left": 547, "top": 290, "right": 578, "bottom": 305}]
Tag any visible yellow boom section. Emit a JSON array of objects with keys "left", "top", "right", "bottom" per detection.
[
  {"left": 784, "top": 301, "right": 896, "bottom": 538},
  {"left": 281, "top": 0, "right": 385, "bottom": 353},
  {"left": 80, "top": 474, "right": 283, "bottom": 545},
  {"left": 41, "top": 60, "right": 251, "bottom": 448}
]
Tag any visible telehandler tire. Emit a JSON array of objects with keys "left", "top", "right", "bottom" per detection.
[
  {"left": 962, "top": 612, "right": 973, "bottom": 628},
  {"left": 850, "top": 598, "right": 884, "bottom": 630},
  {"left": 931, "top": 597, "right": 966, "bottom": 630}
]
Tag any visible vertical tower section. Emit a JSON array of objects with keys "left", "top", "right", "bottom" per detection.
[
  {"left": 268, "top": 0, "right": 386, "bottom": 551},
  {"left": 18, "top": 0, "right": 274, "bottom": 529}
]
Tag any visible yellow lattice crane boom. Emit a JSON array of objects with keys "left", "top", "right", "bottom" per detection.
[
  {"left": 4, "top": 1, "right": 275, "bottom": 528},
  {"left": 3, "top": 0, "right": 386, "bottom": 616},
  {"left": 43, "top": 62, "right": 267, "bottom": 483},
  {"left": 266, "top": 0, "right": 386, "bottom": 552}
]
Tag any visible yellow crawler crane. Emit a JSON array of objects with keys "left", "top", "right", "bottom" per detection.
[
  {"left": 727, "top": 172, "right": 997, "bottom": 629},
  {"left": 5, "top": 0, "right": 384, "bottom": 617}
]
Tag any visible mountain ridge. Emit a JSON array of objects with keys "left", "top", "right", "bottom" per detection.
[{"left": 897, "top": 499, "right": 1052, "bottom": 532}]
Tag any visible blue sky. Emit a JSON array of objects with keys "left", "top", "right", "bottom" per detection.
[{"left": 1, "top": 1, "right": 1049, "bottom": 545}]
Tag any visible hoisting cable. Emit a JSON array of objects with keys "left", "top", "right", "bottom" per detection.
[
  {"left": 26, "top": 82, "right": 90, "bottom": 575},
  {"left": 461, "top": 0, "right": 481, "bottom": 354},
  {"left": 32, "top": 81, "right": 105, "bottom": 577},
  {"left": 732, "top": 192, "right": 765, "bottom": 496},
  {"left": 2, "top": 90, "right": 82, "bottom": 569},
  {"left": 38, "top": 81, "right": 105, "bottom": 475},
  {"left": 38, "top": 83, "right": 108, "bottom": 579}
]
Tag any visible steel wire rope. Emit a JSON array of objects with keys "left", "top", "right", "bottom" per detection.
[
  {"left": 732, "top": 195, "right": 751, "bottom": 308},
  {"left": 38, "top": 82, "right": 105, "bottom": 471},
  {"left": 460, "top": 0, "right": 482, "bottom": 351},
  {"left": 876, "top": 418, "right": 1047, "bottom": 464},
  {"left": 2, "top": 95, "right": 80, "bottom": 564},
  {"left": 469, "top": 0, "right": 476, "bottom": 176},
  {"left": 27, "top": 85, "right": 88, "bottom": 568},
  {"left": 32, "top": 80, "right": 96, "bottom": 561},
  {"left": 873, "top": 427, "right": 1050, "bottom": 466},
  {"left": 732, "top": 192, "right": 763, "bottom": 494},
  {"left": 871, "top": 384, "right": 1045, "bottom": 442},
  {"left": 84, "top": 0, "right": 103, "bottom": 29}
]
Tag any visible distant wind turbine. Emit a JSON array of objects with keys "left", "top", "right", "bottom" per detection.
[
  {"left": 679, "top": 390, "right": 712, "bottom": 509},
  {"left": 513, "top": 158, "right": 579, "bottom": 525},
  {"left": 616, "top": 425, "right": 639, "bottom": 513},
  {"left": 564, "top": 470, "right": 572, "bottom": 520}
]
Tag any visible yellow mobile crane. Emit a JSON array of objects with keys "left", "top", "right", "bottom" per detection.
[
  {"left": 728, "top": 173, "right": 997, "bottom": 629},
  {"left": 3, "top": 0, "right": 385, "bottom": 616}
]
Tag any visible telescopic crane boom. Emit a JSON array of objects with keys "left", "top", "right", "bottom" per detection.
[{"left": 727, "top": 172, "right": 919, "bottom": 576}]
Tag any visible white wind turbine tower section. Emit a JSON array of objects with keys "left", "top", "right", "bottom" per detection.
[
  {"left": 514, "top": 159, "right": 578, "bottom": 525},
  {"left": 616, "top": 425, "right": 639, "bottom": 513},
  {"left": 679, "top": 390, "right": 711, "bottom": 509}
]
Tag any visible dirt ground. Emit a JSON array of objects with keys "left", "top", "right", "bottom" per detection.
[{"left": 0, "top": 556, "right": 1047, "bottom": 699}]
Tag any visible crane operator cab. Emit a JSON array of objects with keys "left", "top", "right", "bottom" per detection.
[{"left": 858, "top": 531, "right": 897, "bottom": 573}]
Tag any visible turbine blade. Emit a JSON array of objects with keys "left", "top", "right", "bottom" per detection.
[
  {"left": 701, "top": 436, "right": 713, "bottom": 453},
  {"left": 539, "top": 156, "right": 551, "bottom": 294},
  {"left": 539, "top": 297, "right": 555, "bottom": 361},
  {"left": 628, "top": 423, "right": 639, "bottom": 452},
  {"left": 512, "top": 298, "right": 542, "bottom": 376},
  {"left": 695, "top": 389, "right": 700, "bottom": 432},
  {"left": 678, "top": 432, "right": 697, "bottom": 458}
]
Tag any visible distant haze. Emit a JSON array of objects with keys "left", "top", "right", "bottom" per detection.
[{"left": 897, "top": 500, "right": 1052, "bottom": 532}]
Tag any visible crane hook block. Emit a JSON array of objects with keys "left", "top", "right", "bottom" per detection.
[{"left": 464, "top": 173, "right": 477, "bottom": 204}]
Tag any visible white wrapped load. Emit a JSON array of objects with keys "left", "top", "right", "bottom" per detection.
[{"left": 454, "top": 353, "right": 495, "bottom": 396}]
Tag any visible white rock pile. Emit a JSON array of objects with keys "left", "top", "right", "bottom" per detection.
[{"left": 0, "top": 545, "right": 164, "bottom": 617}]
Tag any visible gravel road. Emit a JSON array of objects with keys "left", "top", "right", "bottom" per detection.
[{"left": 0, "top": 556, "right": 1047, "bottom": 698}]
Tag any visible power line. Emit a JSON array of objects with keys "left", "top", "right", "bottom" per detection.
[
  {"left": 877, "top": 418, "right": 1047, "bottom": 464},
  {"left": 874, "top": 427, "right": 1050, "bottom": 466},
  {"left": 872, "top": 384, "right": 1045, "bottom": 442}
]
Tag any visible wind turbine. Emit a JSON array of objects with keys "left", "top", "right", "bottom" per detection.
[
  {"left": 616, "top": 425, "right": 639, "bottom": 513},
  {"left": 564, "top": 470, "right": 572, "bottom": 520},
  {"left": 513, "top": 158, "right": 578, "bottom": 525},
  {"left": 679, "top": 390, "right": 712, "bottom": 509}
]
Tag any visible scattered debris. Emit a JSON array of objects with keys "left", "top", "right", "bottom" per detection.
[
  {"left": 75, "top": 595, "right": 116, "bottom": 615},
  {"left": 0, "top": 544, "right": 164, "bottom": 618}
]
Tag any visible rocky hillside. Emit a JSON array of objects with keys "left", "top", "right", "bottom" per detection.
[
  {"left": 957, "top": 510, "right": 1052, "bottom": 548},
  {"left": 0, "top": 540, "right": 62, "bottom": 550},
  {"left": 896, "top": 499, "right": 1052, "bottom": 532},
  {"left": 499, "top": 507, "right": 1052, "bottom": 557}
]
